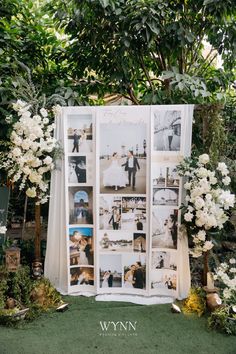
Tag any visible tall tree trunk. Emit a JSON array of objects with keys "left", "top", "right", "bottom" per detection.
[
  {"left": 203, "top": 251, "right": 209, "bottom": 286},
  {"left": 34, "top": 200, "right": 41, "bottom": 261}
]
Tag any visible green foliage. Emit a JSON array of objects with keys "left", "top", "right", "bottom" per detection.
[
  {"left": 208, "top": 306, "right": 236, "bottom": 335},
  {"left": 49, "top": 0, "right": 236, "bottom": 104}
]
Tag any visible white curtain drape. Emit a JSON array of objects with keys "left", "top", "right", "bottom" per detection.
[{"left": 44, "top": 109, "right": 68, "bottom": 294}]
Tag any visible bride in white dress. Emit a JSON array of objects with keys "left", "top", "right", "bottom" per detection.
[
  {"left": 68, "top": 163, "right": 78, "bottom": 183},
  {"left": 78, "top": 240, "right": 89, "bottom": 265},
  {"left": 80, "top": 130, "right": 91, "bottom": 153},
  {"left": 163, "top": 217, "right": 174, "bottom": 248},
  {"left": 103, "top": 153, "right": 128, "bottom": 191},
  {"left": 124, "top": 267, "right": 134, "bottom": 288},
  {"left": 102, "top": 271, "right": 110, "bottom": 287}
]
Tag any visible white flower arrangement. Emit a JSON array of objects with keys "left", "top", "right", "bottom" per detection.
[
  {"left": 178, "top": 154, "right": 235, "bottom": 258},
  {"left": 0, "top": 226, "right": 7, "bottom": 234},
  {"left": 1, "top": 100, "right": 61, "bottom": 204},
  {"left": 214, "top": 259, "right": 236, "bottom": 303}
]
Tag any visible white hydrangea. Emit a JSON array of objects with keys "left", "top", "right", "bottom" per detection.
[
  {"left": 198, "top": 153, "right": 210, "bottom": 164},
  {"left": 1, "top": 101, "right": 61, "bottom": 204}
]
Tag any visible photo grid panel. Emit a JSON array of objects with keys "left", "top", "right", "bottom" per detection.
[
  {"left": 150, "top": 107, "right": 184, "bottom": 296},
  {"left": 96, "top": 107, "right": 150, "bottom": 293},
  {"left": 65, "top": 111, "right": 95, "bottom": 292}
]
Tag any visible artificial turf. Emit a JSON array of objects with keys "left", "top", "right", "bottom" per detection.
[{"left": 0, "top": 296, "right": 235, "bottom": 354}]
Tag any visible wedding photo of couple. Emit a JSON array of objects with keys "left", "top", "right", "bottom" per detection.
[
  {"left": 99, "top": 254, "right": 122, "bottom": 288},
  {"left": 99, "top": 231, "right": 133, "bottom": 252},
  {"left": 124, "top": 262, "right": 145, "bottom": 289},
  {"left": 69, "top": 228, "right": 93, "bottom": 266},
  {"left": 67, "top": 114, "right": 93, "bottom": 153},
  {"left": 122, "top": 197, "right": 146, "bottom": 231},
  {"left": 70, "top": 267, "right": 94, "bottom": 286},
  {"left": 69, "top": 187, "right": 93, "bottom": 225},
  {"left": 99, "top": 121, "right": 147, "bottom": 194},
  {"left": 153, "top": 110, "right": 181, "bottom": 152},
  {"left": 99, "top": 196, "right": 121, "bottom": 230},
  {"left": 152, "top": 208, "right": 178, "bottom": 249},
  {"left": 68, "top": 156, "right": 86, "bottom": 184},
  {"left": 151, "top": 251, "right": 177, "bottom": 271},
  {"left": 150, "top": 270, "right": 177, "bottom": 292}
]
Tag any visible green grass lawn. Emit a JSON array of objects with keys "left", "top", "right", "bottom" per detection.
[{"left": 0, "top": 296, "right": 235, "bottom": 354}]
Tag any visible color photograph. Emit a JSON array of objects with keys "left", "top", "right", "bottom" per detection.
[
  {"left": 67, "top": 114, "right": 93, "bottom": 153},
  {"left": 152, "top": 207, "right": 178, "bottom": 249},
  {"left": 121, "top": 197, "right": 146, "bottom": 231},
  {"left": 68, "top": 187, "right": 93, "bottom": 224},
  {"left": 99, "top": 231, "right": 133, "bottom": 252},
  {"left": 99, "top": 120, "right": 147, "bottom": 194},
  {"left": 133, "top": 233, "right": 146, "bottom": 253},
  {"left": 99, "top": 254, "right": 122, "bottom": 288},
  {"left": 99, "top": 195, "right": 122, "bottom": 230},
  {"left": 123, "top": 253, "right": 146, "bottom": 290},
  {"left": 69, "top": 227, "right": 94, "bottom": 266},
  {"left": 150, "top": 270, "right": 177, "bottom": 293},
  {"left": 70, "top": 267, "right": 94, "bottom": 286}
]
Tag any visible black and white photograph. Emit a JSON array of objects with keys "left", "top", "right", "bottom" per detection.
[
  {"left": 150, "top": 270, "right": 177, "bottom": 293},
  {"left": 99, "top": 254, "right": 122, "bottom": 288},
  {"left": 152, "top": 165, "right": 166, "bottom": 187},
  {"left": 153, "top": 188, "right": 179, "bottom": 206},
  {"left": 68, "top": 156, "right": 87, "bottom": 184},
  {"left": 99, "top": 121, "right": 147, "bottom": 194},
  {"left": 166, "top": 167, "right": 180, "bottom": 187},
  {"left": 69, "top": 227, "right": 94, "bottom": 266},
  {"left": 151, "top": 251, "right": 177, "bottom": 271},
  {"left": 70, "top": 267, "right": 94, "bottom": 286},
  {"left": 133, "top": 233, "right": 146, "bottom": 253},
  {"left": 99, "top": 231, "right": 133, "bottom": 252},
  {"left": 99, "top": 196, "right": 122, "bottom": 230},
  {"left": 68, "top": 187, "right": 93, "bottom": 224},
  {"left": 123, "top": 254, "right": 146, "bottom": 290},
  {"left": 121, "top": 197, "right": 146, "bottom": 231},
  {"left": 152, "top": 208, "right": 178, "bottom": 248},
  {"left": 67, "top": 114, "right": 93, "bottom": 153},
  {"left": 153, "top": 110, "right": 181, "bottom": 151}
]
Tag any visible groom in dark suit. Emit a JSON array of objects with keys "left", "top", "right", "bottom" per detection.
[
  {"left": 133, "top": 261, "right": 144, "bottom": 289},
  {"left": 122, "top": 151, "right": 140, "bottom": 190}
]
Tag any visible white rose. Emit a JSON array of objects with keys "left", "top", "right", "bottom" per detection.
[
  {"left": 31, "top": 158, "right": 42, "bottom": 168},
  {"left": 184, "top": 182, "right": 192, "bottom": 190},
  {"left": 198, "top": 154, "right": 209, "bottom": 164},
  {"left": 22, "top": 166, "right": 31, "bottom": 175},
  {"left": 203, "top": 240, "right": 214, "bottom": 251},
  {"left": 26, "top": 187, "right": 37, "bottom": 198},
  {"left": 12, "top": 147, "right": 22, "bottom": 157},
  {"left": 196, "top": 167, "right": 209, "bottom": 178},
  {"left": 223, "top": 288, "right": 232, "bottom": 299},
  {"left": 43, "top": 117, "right": 49, "bottom": 124},
  {"left": 21, "top": 140, "right": 31, "bottom": 150},
  {"left": 194, "top": 196, "right": 205, "bottom": 210},
  {"left": 217, "top": 162, "right": 229, "bottom": 176},
  {"left": 40, "top": 108, "right": 48, "bottom": 117},
  {"left": 0, "top": 226, "right": 7, "bottom": 234},
  {"left": 29, "top": 171, "right": 42, "bottom": 184},
  {"left": 229, "top": 258, "right": 236, "bottom": 264},
  {"left": 184, "top": 212, "right": 194, "bottom": 222},
  {"left": 197, "top": 230, "right": 206, "bottom": 241},
  {"left": 43, "top": 156, "right": 53, "bottom": 165},
  {"left": 222, "top": 176, "right": 231, "bottom": 186}
]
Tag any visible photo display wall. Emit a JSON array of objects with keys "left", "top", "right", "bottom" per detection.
[{"left": 63, "top": 105, "right": 193, "bottom": 296}]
